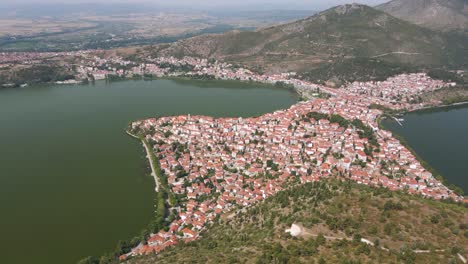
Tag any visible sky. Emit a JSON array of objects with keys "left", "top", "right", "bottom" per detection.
[{"left": 2, "top": 0, "right": 389, "bottom": 10}]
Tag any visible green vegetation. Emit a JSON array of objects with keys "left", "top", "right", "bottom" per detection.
[
  {"left": 420, "top": 84, "right": 468, "bottom": 106},
  {"left": 351, "top": 119, "right": 379, "bottom": 147},
  {"left": 154, "top": 4, "right": 467, "bottom": 75},
  {"left": 440, "top": 85, "right": 468, "bottom": 106},
  {"left": 369, "top": 104, "right": 400, "bottom": 115},
  {"left": 389, "top": 132, "right": 464, "bottom": 196},
  {"left": 377, "top": 0, "right": 468, "bottom": 32},
  {"left": 185, "top": 74, "right": 216, "bottom": 81},
  {"left": 442, "top": 95, "right": 468, "bottom": 105},
  {"left": 128, "top": 180, "right": 468, "bottom": 264},
  {"left": 302, "top": 58, "right": 418, "bottom": 86},
  {"left": 159, "top": 63, "right": 194, "bottom": 72},
  {"left": 329, "top": 114, "right": 350, "bottom": 130},
  {"left": 106, "top": 74, "right": 127, "bottom": 82},
  {"left": 6, "top": 64, "right": 74, "bottom": 86},
  {"left": 275, "top": 81, "right": 296, "bottom": 91},
  {"left": 427, "top": 69, "right": 465, "bottom": 85},
  {"left": 142, "top": 137, "right": 172, "bottom": 234},
  {"left": 304, "top": 112, "right": 379, "bottom": 147},
  {"left": 79, "top": 134, "right": 173, "bottom": 264}
]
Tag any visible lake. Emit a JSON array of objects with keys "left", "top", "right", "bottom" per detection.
[
  {"left": 0, "top": 79, "right": 297, "bottom": 264},
  {"left": 381, "top": 105, "right": 468, "bottom": 194}
]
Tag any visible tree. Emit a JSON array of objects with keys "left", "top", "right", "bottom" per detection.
[
  {"left": 374, "top": 239, "right": 380, "bottom": 247},
  {"left": 353, "top": 233, "right": 362, "bottom": 242},
  {"left": 318, "top": 257, "right": 326, "bottom": 264},
  {"left": 398, "top": 246, "right": 416, "bottom": 264},
  {"left": 330, "top": 114, "right": 349, "bottom": 129},
  {"left": 383, "top": 200, "right": 403, "bottom": 211},
  {"left": 316, "top": 234, "right": 326, "bottom": 246}
]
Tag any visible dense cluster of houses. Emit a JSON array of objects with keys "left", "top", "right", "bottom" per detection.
[
  {"left": 74, "top": 55, "right": 242, "bottom": 81},
  {"left": 3, "top": 53, "right": 454, "bottom": 110},
  {"left": 3, "top": 53, "right": 462, "bottom": 261},
  {"left": 120, "top": 70, "right": 462, "bottom": 260},
  {"left": 4, "top": 51, "right": 451, "bottom": 108},
  {"left": 342, "top": 73, "right": 455, "bottom": 109},
  {"left": 64, "top": 53, "right": 315, "bottom": 87},
  {"left": 72, "top": 55, "right": 453, "bottom": 109}
]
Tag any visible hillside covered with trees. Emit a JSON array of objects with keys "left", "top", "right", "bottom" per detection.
[{"left": 126, "top": 180, "right": 467, "bottom": 264}]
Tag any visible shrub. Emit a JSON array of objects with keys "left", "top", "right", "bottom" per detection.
[{"left": 384, "top": 200, "right": 403, "bottom": 211}]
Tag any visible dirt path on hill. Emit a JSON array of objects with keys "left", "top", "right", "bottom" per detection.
[
  {"left": 371, "top": 52, "right": 422, "bottom": 58},
  {"left": 286, "top": 223, "right": 463, "bottom": 257}
]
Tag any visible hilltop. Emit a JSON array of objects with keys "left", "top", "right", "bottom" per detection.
[
  {"left": 377, "top": 0, "right": 468, "bottom": 32},
  {"left": 127, "top": 181, "right": 468, "bottom": 264},
  {"left": 147, "top": 4, "right": 467, "bottom": 76}
]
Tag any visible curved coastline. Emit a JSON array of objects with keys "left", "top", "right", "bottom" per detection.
[
  {"left": 379, "top": 107, "right": 468, "bottom": 197},
  {"left": 88, "top": 82, "right": 299, "bottom": 262},
  {"left": 407, "top": 101, "right": 468, "bottom": 115},
  {"left": 92, "top": 78, "right": 468, "bottom": 262},
  {"left": 126, "top": 130, "right": 161, "bottom": 192},
  {"left": 0, "top": 77, "right": 298, "bottom": 264},
  {"left": 126, "top": 81, "right": 468, "bottom": 206},
  {"left": 129, "top": 98, "right": 468, "bottom": 200}
]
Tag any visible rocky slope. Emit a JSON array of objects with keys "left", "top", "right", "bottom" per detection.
[
  {"left": 377, "top": 0, "right": 468, "bottom": 32},
  {"left": 146, "top": 4, "right": 467, "bottom": 74}
]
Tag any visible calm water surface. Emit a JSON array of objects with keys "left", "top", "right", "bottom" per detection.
[
  {"left": 0, "top": 79, "right": 296, "bottom": 264},
  {"left": 382, "top": 105, "right": 468, "bottom": 194}
]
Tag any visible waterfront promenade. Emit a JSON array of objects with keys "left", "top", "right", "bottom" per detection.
[{"left": 127, "top": 130, "right": 160, "bottom": 192}]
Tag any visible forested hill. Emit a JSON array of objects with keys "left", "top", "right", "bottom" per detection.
[{"left": 128, "top": 180, "right": 468, "bottom": 264}]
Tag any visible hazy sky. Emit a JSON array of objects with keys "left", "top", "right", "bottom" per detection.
[{"left": 4, "top": 0, "right": 389, "bottom": 10}]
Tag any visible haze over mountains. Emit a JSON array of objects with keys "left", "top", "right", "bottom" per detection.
[
  {"left": 150, "top": 4, "right": 466, "bottom": 74},
  {"left": 377, "top": 0, "right": 468, "bottom": 32}
]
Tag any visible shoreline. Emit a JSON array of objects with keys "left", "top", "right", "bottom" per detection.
[
  {"left": 126, "top": 130, "right": 160, "bottom": 192},
  {"left": 128, "top": 98, "right": 466, "bottom": 200},
  {"left": 407, "top": 101, "right": 468, "bottom": 114},
  {"left": 379, "top": 113, "right": 466, "bottom": 196},
  {"left": 112, "top": 80, "right": 467, "bottom": 261},
  {"left": 119, "top": 75, "right": 467, "bottom": 198},
  {"left": 122, "top": 81, "right": 467, "bottom": 199},
  {"left": 19, "top": 75, "right": 294, "bottom": 93}
]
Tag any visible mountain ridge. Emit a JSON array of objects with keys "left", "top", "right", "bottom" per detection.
[
  {"left": 146, "top": 4, "right": 466, "bottom": 74},
  {"left": 377, "top": 0, "right": 468, "bottom": 32}
]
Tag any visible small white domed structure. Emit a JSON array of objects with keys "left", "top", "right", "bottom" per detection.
[{"left": 285, "top": 224, "right": 302, "bottom": 237}]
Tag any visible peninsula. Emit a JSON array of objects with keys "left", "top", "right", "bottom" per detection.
[
  {"left": 121, "top": 69, "right": 465, "bottom": 260},
  {"left": 1, "top": 3, "right": 467, "bottom": 263}
]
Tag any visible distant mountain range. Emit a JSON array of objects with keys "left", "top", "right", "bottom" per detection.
[
  {"left": 149, "top": 4, "right": 466, "bottom": 76},
  {"left": 377, "top": 0, "right": 468, "bottom": 32}
]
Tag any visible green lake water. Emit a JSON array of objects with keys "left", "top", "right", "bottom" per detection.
[
  {"left": 382, "top": 105, "right": 468, "bottom": 194},
  {"left": 0, "top": 79, "right": 297, "bottom": 264}
]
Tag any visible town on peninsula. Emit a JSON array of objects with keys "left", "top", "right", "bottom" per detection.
[
  {"left": 111, "top": 56, "right": 464, "bottom": 259},
  {"left": 1, "top": 2, "right": 467, "bottom": 263}
]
